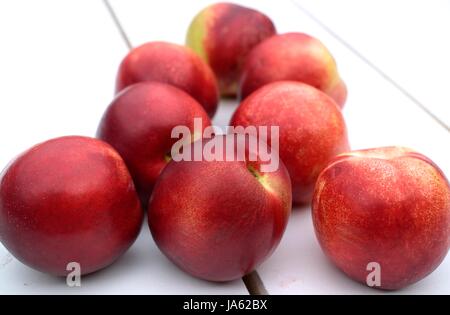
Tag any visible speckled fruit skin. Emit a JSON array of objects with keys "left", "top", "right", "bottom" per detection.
[
  {"left": 231, "top": 81, "right": 350, "bottom": 204},
  {"left": 0, "top": 136, "right": 143, "bottom": 276},
  {"left": 148, "top": 134, "right": 292, "bottom": 281},
  {"left": 97, "top": 82, "right": 212, "bottom": 206},
  {"left": 116, "top": 41, "right": 219, "bottom": 117},
  {"left": 239, "top": 33, "right": 347, "bottom": 108},
  {"left": 312, "top": 147, "right": 450, "bottom": 290},
  {"left": 186, "top": 2, "right": 276, "bottom": 96}
]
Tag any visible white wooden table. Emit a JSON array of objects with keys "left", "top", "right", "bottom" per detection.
[{"left": 0, "top": 0, "right": 449, "bottom": 295}]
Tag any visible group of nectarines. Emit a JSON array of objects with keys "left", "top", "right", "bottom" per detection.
[{"left": 0, "top": 2, "right": 449, "bottom": 292}]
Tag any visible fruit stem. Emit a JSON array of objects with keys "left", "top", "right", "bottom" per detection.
[{"left": 242, "top": 271, "right": 269, "bottom": 295}]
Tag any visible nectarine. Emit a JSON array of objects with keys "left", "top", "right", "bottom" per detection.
[
  {"left": 187, "top": 2, "right": 276, "bottom": 96},
  {"left": 116, "top": 41, "right": 219, "bottom": 117},
  {"left": 148, "top": 134, "right": 292, "bottom": 281},
  {"left": 0, "top": 136, "right": 143, "bottom": 276},
  {"left": 312, "top": 147, "right": 450, "bottom": 290},
  {"left": 231, "top": 81, "right": 350, "bottom": 204},
  {"left": 97, "top": 82, "right": 212, "bottom": 205},
  {"left": 239, "top": 32, "right": 347, "bottom": 107}
]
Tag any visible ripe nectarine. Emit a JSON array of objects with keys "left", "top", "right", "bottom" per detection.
[
  {"left": 240, "top": 32, "right": 347, "bottom": 107},
  {"left": 187, "top": 2, "right": 276, "bottom": 96},
  {"left": 0, "top": 136, "right": 143, "bottom": 276},
  {"left": 116, "top": 41, "right": 219, "bottom": 117},
  {"left": 231, "top": 81, "right": 350, "bottom": 204},
  {"left": 97, "top": 82, "right": 212, "bottom": 206},
  {"left": 148, "top": 134, "right": 292, "bottom": 281},
  {"left": 313, "top": 147, "right": 450, "bottom": 290}
]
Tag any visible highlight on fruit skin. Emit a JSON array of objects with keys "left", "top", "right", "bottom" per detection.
[
  {"left": 312, "top": 147, "right": 450, "bottom": 290},
  {"left": 239, "top": 32, "right": 347, "bottom": 108},
  {"left": 186, "top": 2, "right": 276, "bottom": 97},
  {"left": 115, "top": 41, "right": 219, "bottom": 117}
]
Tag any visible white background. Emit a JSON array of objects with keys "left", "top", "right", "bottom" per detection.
[{"left": 0, "top": 0, "right": 449, "bottom": 294}]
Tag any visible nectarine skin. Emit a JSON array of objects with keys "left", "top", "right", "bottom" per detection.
[
  {"left": 148, "top": 134, "right": 292, "bottom": 281},
  {"left": 312, "top": 147, "right": 450, "bottom": 290},
  {"left": 97, "top": 82, "right": 212, "bottom": 206},
  {"left": 231, "top": 81, "right": 350, "bottom": 204},
  {"left": 116, "top": 41, "right": 219, "bottom": 117},
  {"left": 0, "top": 136, "right": 143, "bottom": 276},
  {"left": 186, "top": 2, "right": 276, "bottom": 96},
  {"left": 239, "top": 33, "right": 347, "bottom": 107}
]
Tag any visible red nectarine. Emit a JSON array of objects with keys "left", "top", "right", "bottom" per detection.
[
  {"left": 116, "top": 41, "right": 219, "bottom": 117},
  {"left": 148, "top": 134, "right": 292, "bottom": 281},
  {"left": 186, "top": 2, "right": 276, "bottom": 96},
  {"left": 0, "top": 136, "right": 143, "bottom": 276},
  {"left": 97, "top": 82, "right": 212, "bottom": 205},
  {"left": 231, "top": 81, "right": 350, "bottom": 204},
  {"left": 239, "top": 32, "right": 347, "bottom": 107},
  {"left": 312, "top": 147, "right": 450, "bottom": 290}
]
